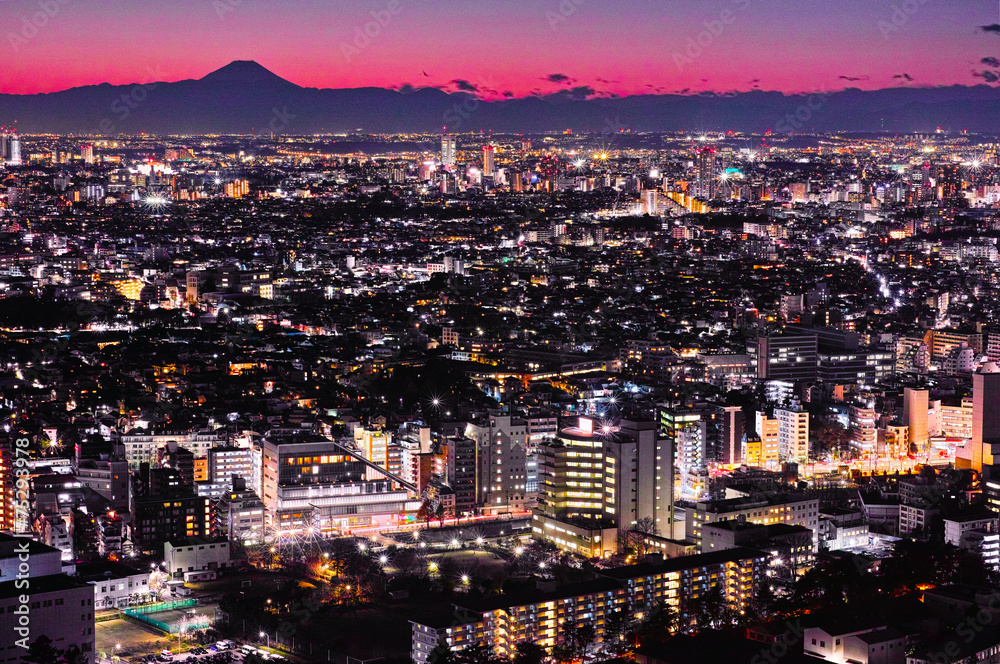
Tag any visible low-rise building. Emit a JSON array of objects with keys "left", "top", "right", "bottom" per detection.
[
  {"left": 164, "top": 536, "right": 233, "bottom": 578},
  {"left": 75, "top": 561, "right": 154, "bottom": 610}
]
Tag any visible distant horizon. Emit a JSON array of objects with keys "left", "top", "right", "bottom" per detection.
[{"left": 1, "top": 59, "right": 997, "bottom": 101}]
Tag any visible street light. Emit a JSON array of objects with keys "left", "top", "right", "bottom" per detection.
[{"left": 259, "top": 631, "right": 270, "bottom": 651}]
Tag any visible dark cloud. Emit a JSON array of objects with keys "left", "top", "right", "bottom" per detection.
[
  {"left": 450, "top": 79, "right": 477, "bottom": 92},
  {"left": 982, "top": 57, "right": 1000, "bottom": 68},
  {"left": 839, "top": 75, "right": 870, "bottom": 82},
  {"left": 502, "top": 91, "right": 514, "bottom": 98},
  {"left": 595, "top": 77, "right": 620, "bottom": 84},
  {"left": 544, "top": 85, "right": 596, "bottom": 101},
  {"left": 545, "top": 73, "right": 573, "bottom": 84},
  {"left": 892, "top": 73, "right": 914, "bottom": 81},
  {"left": 975, "top": 70, "right": 1000, "bottom": 83},
  {"left": 982, "top": 24, "right": 1000, "bottom": 33}
]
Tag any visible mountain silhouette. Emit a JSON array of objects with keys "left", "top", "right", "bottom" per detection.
[
  {"left": 1, "top": 61, "right": 1000, "bottom": 135},
  {"left": 198, "top": 60, "right": 296, "bottom": 87}
]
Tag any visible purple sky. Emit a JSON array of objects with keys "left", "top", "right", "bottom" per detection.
[{"left": 2, "top": 0, "right": 998, "bottom": 96}]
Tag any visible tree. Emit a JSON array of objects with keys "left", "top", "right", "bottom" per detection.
[
  {"left": 635, "top": 600, "right": 677, "bottom": 642},
  {"left": 62, "top": 646, "right": 86, "bottom": 664},
  {"left": 417, "top": 499, "right": 435, "bottom": 527},
  {"left": 22, "top": 636, "right": 62, "bottom": 664},
  {"left": 630, "top": 517, "right": 660, "bottom": 556},
  {"left": 559, "top": 623, "right": 596, "bottom": 661},
  {"left": 512, "top": 642, "right": 548, "bottom": 664},
  {"left": 603, "top": 607, "right": 634, "bottom": 655},
  {"left": 616, "top": 527, "right": 641, "bottom": 557},
  {"left": 811, "top": 418, "right": 852, "bottom": 459},
  {"left": 427, "top": 642, "right": 457, "bottom": 664},
  {"left": 456, "top": 643, "right": 501, "bottom": 664}
]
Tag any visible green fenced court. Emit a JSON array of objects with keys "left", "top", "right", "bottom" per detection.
[{"left": 122, "top": 599, "right": 206, "bottom": 634}]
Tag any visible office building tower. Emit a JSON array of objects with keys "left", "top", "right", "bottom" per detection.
[
  {"left": 0, "top": 132, "right": 21, "bottom": 166},
  {"left": 696, "top": 146, "right": 716, "bottom": 198},
  {"left": 81, "top": 143, "right": 95, "bottom": 164},
  {"left": 482, "top": 144, "right": 496, "bottom": 177},
  {"left": 903, "top": 387, "right": 929, "bottom": 452},
  {"left": 961, "top": 362, "right": 1000, "bottom": 474},
  {"left": 441, "top": 135, "right": 456, "bottom": 166},
  {"left": 533, "top": 416, "right": 672, "bottom": 557},
  {"left": 465, "top": 415, "right": 528, "bottom": 516},
  {"left": 354, "top": 427, "right": 393, "bottom": 480},
  {"left": 718, "top": 405, "right": 745, "bottom": 466},
  {"left": 754, "top": 333, "right": 819, "bottom": 382},
  {"left": 776, "top": 402, "right": 810, "bottom": 463},
  {"left": 755, "top": 411, "right": 781, "bottom": 466}
]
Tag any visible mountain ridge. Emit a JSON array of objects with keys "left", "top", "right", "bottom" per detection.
[{"left": 2, "top": 61, "right": 999, "bottom": 135}]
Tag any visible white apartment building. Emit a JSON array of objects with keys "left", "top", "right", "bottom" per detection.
[
  {"left": 121, "top": 429, "right": 227, "bottom": 469},
  {"left": 776, "top": 404, "right": 809, "bottom": 463}
]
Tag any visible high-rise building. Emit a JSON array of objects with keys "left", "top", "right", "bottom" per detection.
[
  {"left": 0, "top": 132, "right": 21, "bottom": 165},
  {"left": 465, "top": 415, "right": 528, "bottom": 515},
  {"left": 776, "top": 402, "right": 810, "bottom": 463},
  {"left": 903, "top": 388, "right": 930, "bottom": 452},
  {"left": 718, "top": 405, "right": 745, "bottom": 466},
  {"left": 482, "top": 145, "right": 496, "bottom": 177},
  {"left": 441, "top": 135, "right": 456, "bottom": 166},
  {"left": 754, "top": 333, "right": 819, "bottom": 382},
  {"left": 961, "top": 362, "right": 1000, "bottom": 474},
  {"left": 696, "top": 146, "right": 716, "bottom": 198},
  {"left": 754, "top": 411, "right": 781, "bottom": 466},
  {"left": 533, "top": 416, "right": 672, "bottom": 556},
  {"left": 81, "top": 143, "right": 95, "bottom": 164},
  {"left": 354, "top": 427, "right": 393, "bottom": 480}
]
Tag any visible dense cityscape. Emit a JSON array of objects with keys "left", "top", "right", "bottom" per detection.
[{"left": 3, "top": 120, "right": 1000, "bottom": 664}]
